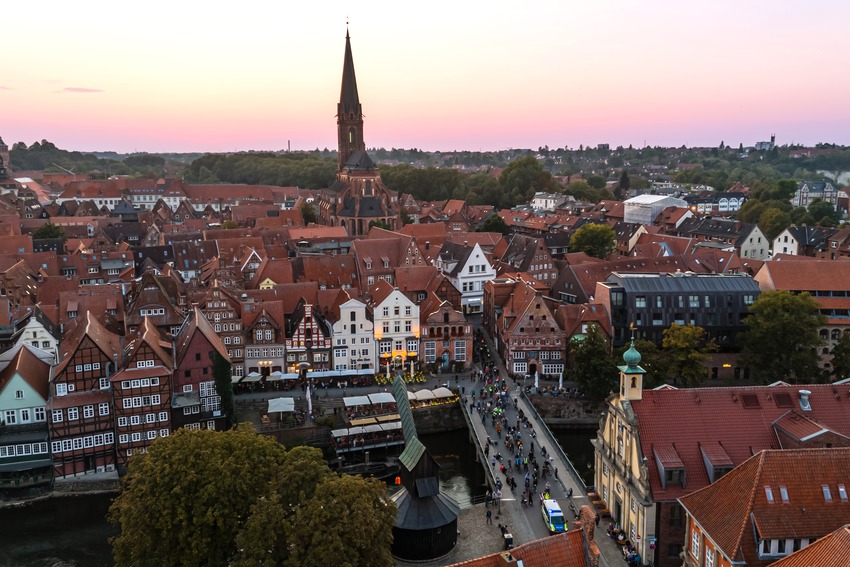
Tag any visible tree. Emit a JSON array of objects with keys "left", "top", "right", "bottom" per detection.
[
  {"left": 499, "top": 156, "right": 560, "bottom": 203},
  {"left": 31, "top": 222, "right": 66, "bottom": 241},
  {"left": 300, "top": 201, "right": 318, "bottom": 224},
  {"left": 212, "top": 352, "right": 235, "bottom": 429},
  {"left": 570, "top": 223, "right": 616, "bottom": 259},
  {"left": 830, "top": 331, "right": 850, "bottom": 380},
  {"left": 618, "top": 170, "right": 631, "bottom": 192},
  {"left": 109, "top": 428, "right": 395, "bottom": 567},
  {"left": 738, "top": 291, "right": 826, "bottom": 384},
  {"left": 807, "top": 198, "right": 840, "bottom": 225},
  {"left": 661, "top": 324, "right": 717, "bottom": 387},
  {"left": 477, "top": 213, "right": 510, "bottom": 235},
  {"left": 758, "top": 207, "right": 791, "bottom": 241},
  {"left": 368, "top": 219, "right": 391, "bottom": 231},
  {"left": 569, "top": 325, "right": 618, "bottom": 402}
]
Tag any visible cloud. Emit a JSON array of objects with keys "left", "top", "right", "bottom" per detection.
[
  {"left": 0, "top": 86, "right": 11, "bottom": 90},
  {"left": 59, "top": 87, "right": 104, "bottom": 93}
]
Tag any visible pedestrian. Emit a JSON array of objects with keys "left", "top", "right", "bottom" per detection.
[
  {"left": 554, "top": 466, "right": 559, "bottom": 479},
  {"left": 485, "top": 489, "right": 491, "bottom": 507},
  {"left": 486, "top": 509, "right": 493, "bottom": 525},
  {"left": 595, "top": 514, "right": 601, "bottom": 527},
  {"left": 568, "top": 487, "right": 573, "bottom": 498}
]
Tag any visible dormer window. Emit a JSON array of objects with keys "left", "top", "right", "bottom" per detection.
[
  {"left": 765, "top": 486, "right": 775, "bottom": 503},
  {"left": 823, "top": 485, "right": 832, "bottom": 502}
]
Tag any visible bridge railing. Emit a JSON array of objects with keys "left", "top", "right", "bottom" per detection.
[
  {"left": 458, "top": 399, "right": 499, "bottom": 496},
  {"left": 520, "top": 389, "right": 588, "bottom": 494}
]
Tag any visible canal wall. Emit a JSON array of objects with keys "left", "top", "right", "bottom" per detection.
[{"left": 528, "top": 396, "right": 601, "bottom": 429}]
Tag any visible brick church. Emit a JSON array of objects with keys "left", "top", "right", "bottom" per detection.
[{"left": 317, "top": 29, "right": 402, "bottom": 235}]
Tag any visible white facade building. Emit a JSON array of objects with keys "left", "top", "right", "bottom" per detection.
[
  {"left": 434, "top": 242, "right": 496, "bottom": 314},
  {"left": 331, "top": 298, "right": 376, "bottom": 372}
]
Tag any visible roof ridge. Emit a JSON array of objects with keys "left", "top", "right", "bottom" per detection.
[{"left": 731, "top": 451, "right": 766, "bottom": 560}]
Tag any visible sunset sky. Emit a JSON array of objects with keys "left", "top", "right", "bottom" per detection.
[{"left": 4, "top": 1, "right": 849, "bottom": 154}]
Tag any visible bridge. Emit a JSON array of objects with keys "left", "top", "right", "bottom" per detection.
[{"left": 453, "top": 331, "right": 631, "bottom": 567}]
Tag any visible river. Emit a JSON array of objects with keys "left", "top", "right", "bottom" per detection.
[{"left": 0, "top": 428, "right": 595, "bottom": 566}]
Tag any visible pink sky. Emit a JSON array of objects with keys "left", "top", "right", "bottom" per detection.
[{"left": 3, "top": 1, "right": 850, "bottom": 154}]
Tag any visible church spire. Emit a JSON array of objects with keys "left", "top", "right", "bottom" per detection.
[{"left": 337, "top": 28, "right": 365, "bottom": 172}]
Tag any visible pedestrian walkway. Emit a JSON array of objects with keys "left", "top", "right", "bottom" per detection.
[{"left": 450, "top": 330, "right": 626, "bottom": 567}]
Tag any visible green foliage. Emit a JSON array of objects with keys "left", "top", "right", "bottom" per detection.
[
  {"left": 109, "top": 428, "right": 396, "bottom": 567},
  {"left": 212, "top": 352, "right": 235, "bottom": 429},
  {"left": 738, "top": 291, "right": 826, "bottom": 384},
  {"left": 123, "top": 154, "right": 165, "bottom": 170},
  {"left": 661, "top": 324, "right": 717, "bottom": 387},
  {"left": 570, "top": 223, "right": 616, "bottom": 258},
  {"left": 758, "top": 208, "right": 791, "bottom": 241},
  {"left": 300, "top": 201, "right": 318, "bottom": 224},
  {"left": 186, "top": 152, "right": 336, "bottom": 189},
  {"left": 569, "top": 326, "right": 618, "bottom": 402},
  {"left": 498, "top": 156, "right": 561, "bottom": 204},
  {"left": 807, "top": 198, "right": 841, "bottom": 225},
  {"left": 830, "top": 331, "right": 850, "bottom": 380},
  {"left": 585, "top": 174, "right": 607, "bottom": 189},
  {"left": 619, "top": 170, "right": 631, "bottom": 191},
  {"left": 9, "top": 139, "right": 159, "bottom": 176},
  {"left": 477, "top": 214, "right": 510, "bottom": 235},
  {"left": 221, "top": 220, "right": 239, "bottom": 229},
  {"left": 31, "top": 222, "right": 66, "bottom": 241}
]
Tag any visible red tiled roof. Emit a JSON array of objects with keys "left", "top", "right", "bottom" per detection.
[
  {"left": 773, "top": 411, "right": 839, "bottom": 443},
  {"left": 679, "top": 449, "right": 850, "bottom": 565},
  {"left": 632, "top": 384, "right": 850, "bottom": 502},
  {"left": 769, "top": 524, "right": 850, "bottom": 567},
  {"left": 0, "top": 345, "right": 51, "bottom": 400},
  {"left": 446, "top": 530, "right": 589, "bottom": 567}
]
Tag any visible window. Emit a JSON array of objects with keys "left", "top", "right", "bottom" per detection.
[
  {"left": 839, "top": 484, "right": 848, "bottom": 502},
  {"left": 779, "top": 486, "right": 789, "bottom": 503},
  {"left": 382, "top": 307, "right": 389, "bottom": 317},
  {"left": 35, "top": 407, "right": 45, "bottom": 422},
  {"left": 4, "top": 410, "right": 16, "bottom": 424},
  {"left": 99, "top": 377, "right": 110, "bottom": 390},
  {"left": 131, "top": 415, "right": 141, "bottom": 425},
  {"left": 407, "top": 340, "right": 418, "bottom": 353},
  {"left": 823, "top": 485, "right": 832, "bottom": 501},
  {"left": 635, "top": 296, "right": 647, "bottom": 308},
  {"left": 56, "top": 383, "right": 68, "bottom": 396},
  {"left": 67, "top": 407, "right": 79, "bottom": 421},
  {"left": 455, "top": 340, "right": 466, "bottom": 361},
  {"left": 83, "top": 405, "right": 94, "bottom": 419},
  {"left": 689, "top": 295, "right": 699, "bottom": 308},
  {"left": 120, "top": 434, "right": 129, "bottom": 444},
  {"left": 52, "top": 410, "right": 63, "bottom": 423},
  {"left": 424, "top": 341, "right": 436, "bottom": 363},
  {"left": 765, "top": 486, "right": 774, "bottom": 503},
  {"left": 691, "top": 529, "right": 700, "bottom": 558},
  {"left": 159, "top": 411, "right": 168, "bottom": 422},
  {"left": 705, "top": 548, "right": 714, "bottom": 567},
  {"left": 404, "top": 320, "right": 412, "bottom": 333},
  {"left": 15, "top": 390, "right": 24, "bottom": 399},
  {"left": 118, "top": 417, "right": 128, "bottom": 427}
]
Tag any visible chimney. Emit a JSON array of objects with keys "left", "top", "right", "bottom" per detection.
[
  {"left": 799, "top": 389, "right": 812, "bottom": 411},
  {"left": 425, "top": 241, "right": 430, "bottom": 250}
]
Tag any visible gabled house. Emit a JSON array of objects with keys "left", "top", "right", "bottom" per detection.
[
  {"left": 48, "top": 312, "right": 121, "bottom": 478},
  {"left": 679, "top": 448, "right": 850, "bottom": 567},
  {"left": 419, "top": 292, "right": 471, "bottom": 371},
  {"left": 0, "top": 345, "right": 53, "bottom": 489},
  {"left": 15, "top": 304, "right": 61, "bottom": 363},
  {"left": 124, "top": 271, "right": 186, "bottom": 338},
  {"left": 484, "top": 277, "right": 566, "bottom": 379},
  {"left": 329, "top": 291, "right": 375, "bottom": 373},
  {"left": 371, "top": 281, "right": 420, "bottom": 377},
  {"left": 493, "top": 234, "right": 558, "bottom": 284},
  {"left": 284, "top": 298, "right": 332, "bottom": 375},
  {"left": 171, "top": 308, "right": 231, "bottom": 431},
  {"left": 242, "top": 299, "right": 286, "bottom": 379},
  {"left": 772, "top": 225, "right": 836, "bottom": 257},
  {"left": 111, "top": 317, "right": 174, "bottom": 471},
  {"left": 197, "top": 282, "right": 244, "bottom": 380},
  {"left": 434, "top": 241, "right": 496, "bottom": 314}
]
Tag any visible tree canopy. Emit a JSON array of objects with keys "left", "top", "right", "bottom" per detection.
[
  {"left": 569, "top": 223, "right": 616, "bottom": 259},
  {"left": 477, "top": 214, "right": 510, "bottom": 235},
  {"left": 738, "top": 291, "right": 826, "bottom": 384},
  {"left": 109, "top": 427, "right": 395, "bottom": 567},
  {"left": 568, "top": 325, "right": 618, "bottom": 402},
  {"left": 31, "top": 222, "right": 66, "bottom": 241},
  {"left": 661, "top": 324, "right": 717, "bottom": 387}
]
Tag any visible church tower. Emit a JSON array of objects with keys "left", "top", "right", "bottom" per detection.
[
  {"left": 316, "top": 29, "right": 401, "bottom": 236},
  {"left": 0, "top": 136, "right": 9, "bottom": 179},
  {"left": 618, "top": 328, "right": 646, "bottom": 401},
  {"left": 337, "top": 29, "right": 365, "bottom": 172}
]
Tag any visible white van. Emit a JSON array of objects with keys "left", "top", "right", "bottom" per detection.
[{"left": 541, "top": 499, "right": 566, "bottom": 533}]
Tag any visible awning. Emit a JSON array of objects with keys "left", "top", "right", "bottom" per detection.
[
  {"left": 414, "top": 390, "right": 436, "bottom": 401},
  {"left": 376, "top": 414, "right": 400, "bottom": 423},
  {"left": 364, "top": 424, "right": 383, "bottom": 433},
  {"left": 331, "top": 428, "right": 349, "bottom": 438},
  {"left": 348, "top": 426, "right": 365, "bottom": 435},
  {"left": 242, "top": 373, "right": 262, "bottom": 383},
  {"left": 407, "top": 391, "right": 416, "bottom": 401},
  {"left": 350, "top": 417, "right": 378, "bottom": 427},
  {"left": 432, "top": 387, "right": 454, "bottom": 399},
  {"left": 368, "top": 392, "right": 395, "bottom": 404},
  {"left": 231, "top": 376, "right": 242, "bottom": 384},
  {"left": 266, "top": 371, "right": 284, "bottom": 382},
  {"left": 381, "top": 421, "right": 402, "bottom": 431},
  {"left": 267, "top": 397, "right": 295, "bottom": 413},
  {"left": 344, "top": 395, "right": 371, "bottom": 407}
]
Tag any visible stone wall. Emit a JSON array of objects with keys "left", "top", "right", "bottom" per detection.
[
  {"left": 412, "top": 403, "right": 467, "bottom": 435},
  {"left": 529, "top": 396, "right": 601, "bottom": 427}
]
